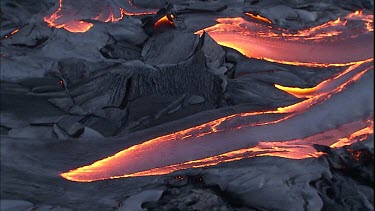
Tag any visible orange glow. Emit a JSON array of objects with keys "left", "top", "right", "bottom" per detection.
[
  {"left": 195, "top": 12, "right": 373, "bottom": 65},
  {"left": 276, "top": 11, "right": 373, "bottom": 40},
  {"left": 197, "top": 11, "right": 373, "bottom": 42},
  {"left": 10, "top": 29, "right": 19, "bottom": 35},
  {"left": 44, "top": 0, "right": 156, "bottom": 32},
  {"left": 154, "top": 16, "right": 174, "bottom": 28},
  {"left": 3, "top": 29, "right": 19, "bottom": 39},
  {"left": 61, "top": 118, "right": 373, "bottom": 182},
  {"left": 262, "top": 58, "right": 373, "bottom": 68},
  {"left": 60, "top": 60, "right": 373, "bottom": 182},
  {"left": 130, "top": 118, "right": 373, "bottom": 178},
  {"left": 275, "top": 84, "right": 317, "bottom": 98},
  {"left": 245, "top": 12, "right": 272, "bottom": 24},
  {"left": 274, "top": 59, "right": 373, "bottom": 98},
  {"left": 47, "top": 3, "right": 374, "bottom": 182}
]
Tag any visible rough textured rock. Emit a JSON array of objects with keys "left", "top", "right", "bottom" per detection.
[
  {"left": 201, "top": 157, "right": 328, "bottom": 211},
  {"left": 200, "top": 32, "right": 226, "bottom": 72},
  {"left": 100, "top": 42, "right": 142, "bottom": 61}
]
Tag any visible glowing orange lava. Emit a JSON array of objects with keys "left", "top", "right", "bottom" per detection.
[
  {"left": 195, "top": 12, "right": 373, "bottom": 65},
  {"left": 60, "top": 60, "right": 373, "bottom": 182},
  {"left": 110, "top": 118, "right": 373, "bottom": 179},
  {"left": 3, "top": 29, "right": 20, "bottom": 39},
  {"left": 61, "top": 117, "right": 373, "bottom": 182},
  {"left": 44, "top": 0, "right": 156, "bottom": 32},
  {"left": 154, "top": 15, "right": 174, "bottom": 29},
  {"left": 245, "top": 12, "right": 272, "bottom": 24},
  {"left": 49, "top": 5, "right": 374, "bottom": 182},
  {"left": 274, "top": 58, "right": 373, "bottom": 98}
]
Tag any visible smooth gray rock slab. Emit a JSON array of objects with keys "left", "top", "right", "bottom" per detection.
[
  {"left": 8, "top": 126, "right": 55, "bottom": 139},
  {"left": 142, "top": 31, "right": 199, "bottom": 65},
  {"left": 118, "top": 189, "right": 164, "bottom": 211},
  {"left": 186, "top": 95, "right": 205, "bottom": 105},
  {"left": 80, "top": 127, "right": 105, "bottom": 138},
  {"left": 0, "top": 200, "right": 33, "bottom": 211},
  {"left": 35, "top": 205, "right": 72, "bottom": 211}
]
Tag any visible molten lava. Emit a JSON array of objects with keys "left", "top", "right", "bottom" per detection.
[
  {"left": 61, "top": 59, "right": 373, "bottom": 182},
  {"left": 154, "top": 15, "right": 174, "bottom": 29},
  {"left": 245, "top": 12, "right": 272, "bottom": 24},
  {"left": 196, "top": 11, "right": 373, "bottom": 64},
  {"left": 100, "top": 118, "right": 373, "bottom": 179},
  {"left": 3, "top": 29, "right": 20, "bottom": 39},
  {"left": 47, "top": 3, "right": 374, "bottom": 182},
  {"left": 44, "top": 0, "right": 156, "bottom": 33}
]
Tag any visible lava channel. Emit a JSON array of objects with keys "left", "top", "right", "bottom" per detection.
[
  {"left": 61, "top": 60, "right": 373, "bottom": 182},
  {"left": 196, "top": 11, "right": 373, "bottom": 65}
]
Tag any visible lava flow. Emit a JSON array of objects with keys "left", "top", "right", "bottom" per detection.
[
  {"left": 61, "top": 59, "right": 373, "bottom": 182},
  {"left": 49, "top": 3, "right": 374, "bottom": 182},
  {"left": 197, "top": 11, "right": 374, "bottom": 65},
  {"left": 44, "top": 0, "right": 157, "bottom": 32}
]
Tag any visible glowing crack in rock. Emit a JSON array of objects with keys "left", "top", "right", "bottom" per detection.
[{"left": 61, "top": 60, "right": 373, "bottom": 182}]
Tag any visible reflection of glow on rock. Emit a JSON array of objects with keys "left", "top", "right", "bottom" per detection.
[{"left": 61, "top": 60, "right": 373, "bottom": 182}]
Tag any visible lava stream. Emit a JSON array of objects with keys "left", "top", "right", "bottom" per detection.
[
  {"left": 61, "top": 61, "right": 373, "bottom": 182},
  {"left": 84, "top": 118, "right": 374, "bottom": 180},
  {"left": 197, "top": 11, "right": 373, "bottom": 65},
  {"left": 44, "top": 0, "right": 157, "bottom": 33}
]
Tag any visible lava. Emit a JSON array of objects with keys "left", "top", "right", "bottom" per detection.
[
  {"left": 274, "top": 58, "right": 373, "bottom": 98},
  {"left": 44, "top": 0, "right": 156, "bottom": 33},
  {"left": 154, "top": 15, "right": 174, "bottom": 29},
  {"left": 197, "top": 11, "right": 373, "bottom": 64},
  {"left": 205, "top": 11, "right": 373, "bottom": 41},
  {"left": 61, "top": 60, "right": 373, "bottom": 182},
  {"left": 101, "top": 118, "right": 373, "bottom": 180},
  {"left": 47, "top": 2, "right": 374, "bottom": 182},
  {"left": 245, "top": 12, "right": 272, "bottom": 24},
  {"left": 3, "top": 29, "right": 20, "bottom": 39}
]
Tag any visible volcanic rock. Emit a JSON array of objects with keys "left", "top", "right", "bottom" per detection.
[
  {"left": 202, "top": 157, "right": 329, "bottom": 211},
  {"left": 8, "top": 126, "right": 55, "bottom": 139},
  {"left": 225, "top": 75, "right": 301, "bottom": 107},
  {"left": 0, "top": 200, "right": 33, "bottom": 211},
  {"left": 200, "top": 32, "right": 226, "bottom": 72},
  {"left": 186, "top": 95, "right": 205, "bottom": 105},
  {"left": 100, "top": 42, "right": 142, "bottom": 61},
  {"left": 142, "top": 31, "right": 199, "bottom": 65},
  {"left": 118, "top": 189, "right": 164, "bottom": 211},
  {"left": 56, "top": 115, "right": 85, "bottom": 138}
]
